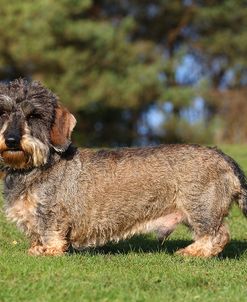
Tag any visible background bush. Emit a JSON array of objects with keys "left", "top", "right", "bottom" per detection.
[{"left": 0, "top": 0, "right": 247, "bottom": 146}]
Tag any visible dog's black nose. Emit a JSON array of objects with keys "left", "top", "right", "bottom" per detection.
[{"left": 5, "top": 136, "right": 20, "bottom": 149}]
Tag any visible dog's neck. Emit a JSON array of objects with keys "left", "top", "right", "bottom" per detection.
[
  {"left": 3, "top": 144, "right": 78, "bottom": 197},
  {"left": 3, "top": 157, "right": 57, "bottom": 203},
  {"left": 54, "top": 143, "right": 78, "bottom": 160}
]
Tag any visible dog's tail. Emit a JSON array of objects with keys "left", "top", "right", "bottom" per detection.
[
  {"left": 215, "top": 148, "right": 247, "bottom": 216},
  {"left": 233, "top": 163, "right": 247, "bottom": 217}
]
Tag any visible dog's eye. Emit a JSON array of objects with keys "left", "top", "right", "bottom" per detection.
[
  {"left": 0, "top": 110, "right": 8, "bottom": 117},
  {"left": 28, "top": 113, "right": 42, "bottom": 120}
]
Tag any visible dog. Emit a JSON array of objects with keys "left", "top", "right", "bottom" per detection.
[{"left": 0, "top": 79, "right": 246, "bottom": 257}]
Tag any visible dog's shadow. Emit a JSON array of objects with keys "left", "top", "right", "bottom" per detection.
[{"left": 69, "top": 236, "right": 247, "bottom": 259}]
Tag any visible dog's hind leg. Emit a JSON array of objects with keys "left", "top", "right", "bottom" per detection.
[
  {"left": 175, "top": 179, "right": 232, "bottom": 257},
  {"left": 176, "top": 223, "right": 230, "bottom": 257}
]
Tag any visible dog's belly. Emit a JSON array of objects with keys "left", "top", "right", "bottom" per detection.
[{"left": 71, "top": 210, "right": 184, "bottom": 249}]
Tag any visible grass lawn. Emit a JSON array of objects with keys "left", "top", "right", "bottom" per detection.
[{"left": 1, "top": 145, "right": 247, "bottom": 302}]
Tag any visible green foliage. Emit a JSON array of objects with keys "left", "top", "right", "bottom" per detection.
[
  {"left": 0, "top": 1, "right": 247, "bottom": 145},
  {"left": 0, "top": 0, "right": 162, "bottom": 110},
  {"left": 193, "top": 0, "right": 247, "bottom": 63}
]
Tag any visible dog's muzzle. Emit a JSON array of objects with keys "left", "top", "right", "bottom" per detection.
[{"left": 1, "top": 133, "right": 27, "bottom": 168}]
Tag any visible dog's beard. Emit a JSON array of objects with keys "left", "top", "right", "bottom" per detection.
[
  {"left": 0, "top": 131, "right": 49, "bottom": 170},
  {"left": 1, "top": 150, "right": 28, "bottom": 169},
  {"left": 0, "top": 141, "right": 49, "bottom": 169},
  {"left": 20, "top": 134, "right": 49, "bottom": 168}
]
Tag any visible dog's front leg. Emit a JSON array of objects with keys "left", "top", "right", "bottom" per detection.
[
  {"left": 28, "top": 212, "right": 70, "bottom": 256},
  {"left": 28, "top": 230, "right": 69, "bottom": 256},
  {"left": 28, "top": 236, "right": 45, "bottom": 256}
]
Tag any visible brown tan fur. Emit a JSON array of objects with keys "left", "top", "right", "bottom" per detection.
[
  {"left": 5, "top": 190, "right": 38, "bottom": 236},
  {"left": 1, "top": 79, "right": 247, "bottom": 257}
]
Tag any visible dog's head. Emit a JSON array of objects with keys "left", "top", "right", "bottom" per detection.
[{"left": 0, "top": 79, "right": 76, "bottom": 169}]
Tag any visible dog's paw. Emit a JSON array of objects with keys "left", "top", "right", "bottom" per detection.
[
  {"left": 28, "top": 245, "right": 46, "bottom": 256},
  {"left": 28, "top": 245, "right": 65, "bottom": 256},
  {"left": 43, "top": 247, "right": 65, "bottom": 256},
  {"left": 176, "top": 247, "right": 212, "bottom": 258}
]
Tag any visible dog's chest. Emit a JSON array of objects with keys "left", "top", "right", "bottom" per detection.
[{"left": 5, "top": 190, "right": 38, "bottom": 235}]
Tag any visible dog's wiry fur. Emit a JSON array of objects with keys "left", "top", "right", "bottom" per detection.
[{"left": 1, "top": 79, "right": 247, "bottom": 257}]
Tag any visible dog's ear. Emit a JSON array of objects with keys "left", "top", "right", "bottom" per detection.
[{"left": 50, "top": 104, "right": 76, "bottom": 152}]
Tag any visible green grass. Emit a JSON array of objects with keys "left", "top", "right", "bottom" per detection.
[{"left": 1, "top": 145, "right": 247, "bottom": 302}]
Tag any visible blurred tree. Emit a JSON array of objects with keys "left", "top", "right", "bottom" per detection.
[
  {"left": 98, "top": 0, "right": 200, "bottom": 143},
  {"left": 114, "top": 0, "right": 247, "bottom": 143},
  {"left": 0, "top": 0, "right": 247, "bottom": 145},
  {"left": 0, "top": 0, "right": 164, "bottom": 146},
  {"left": 190, "top": 0, "right": 247, "bottom": 143}
]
